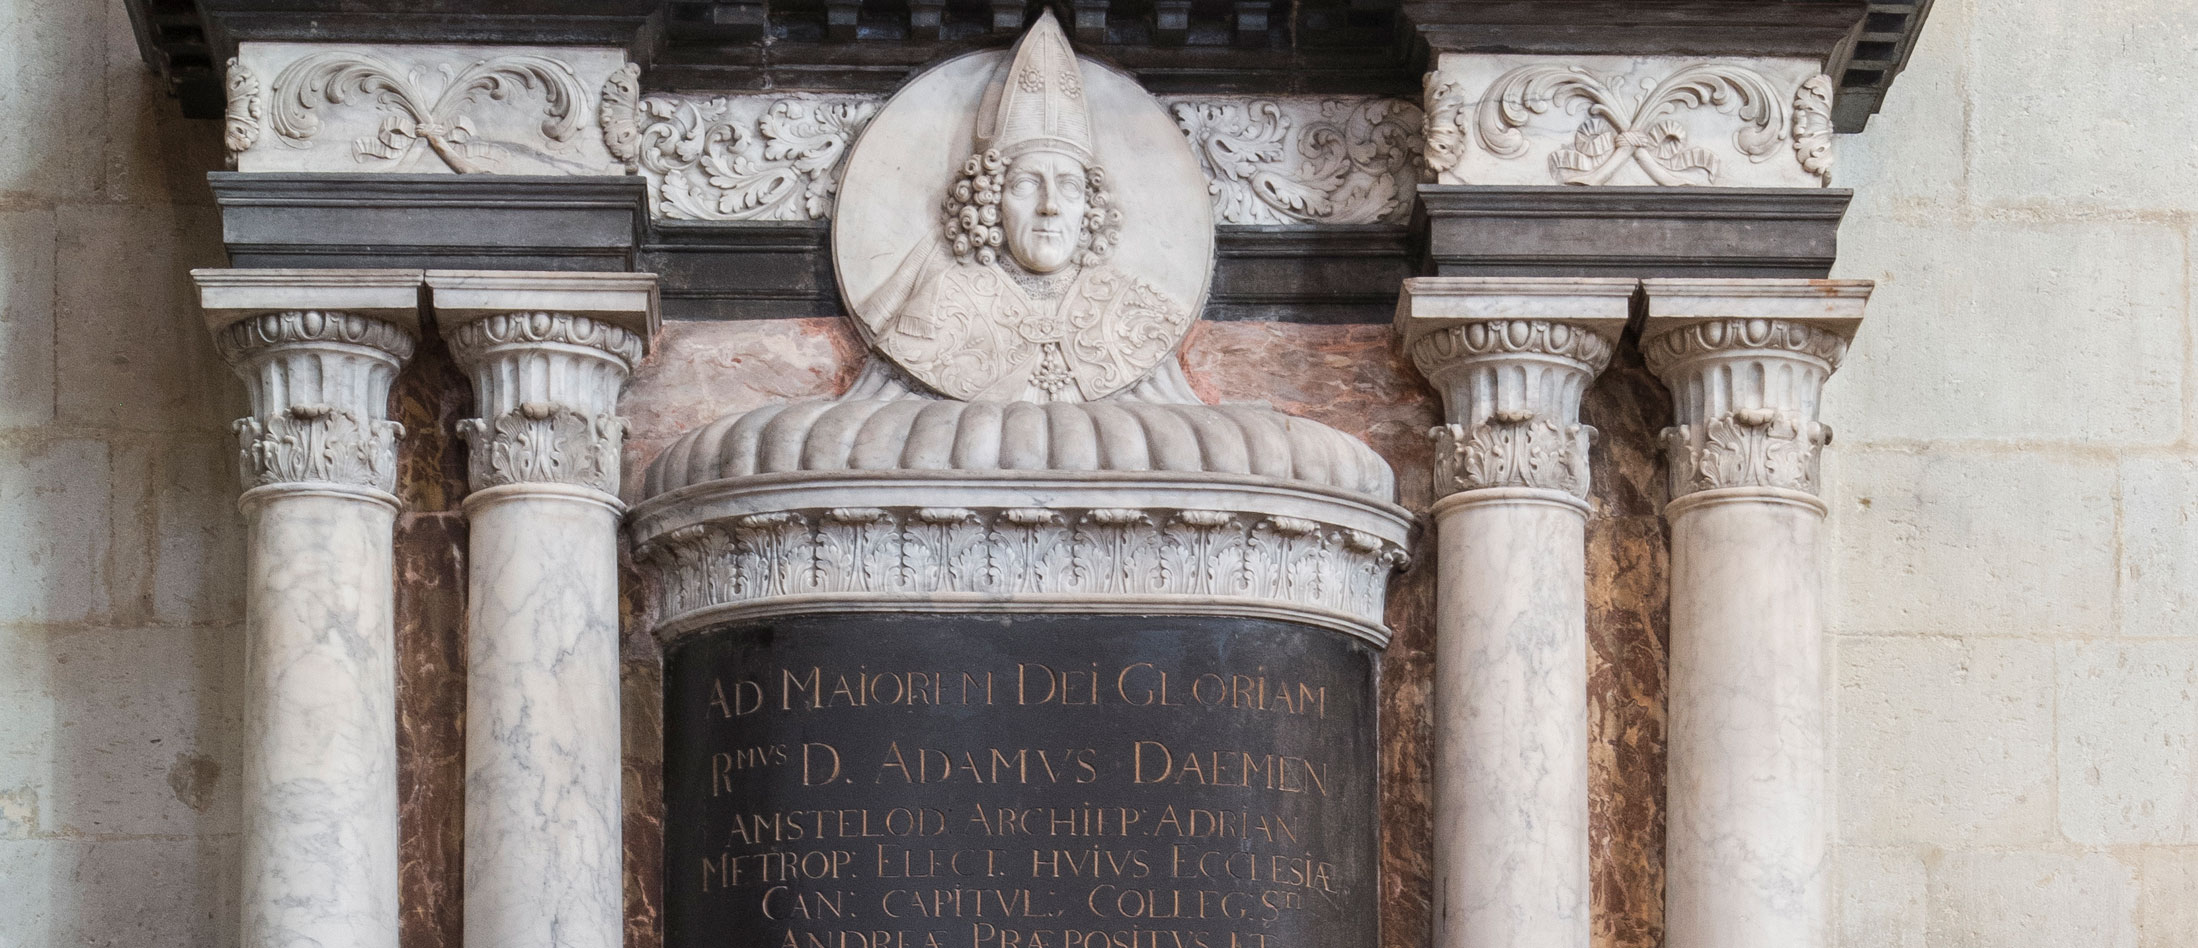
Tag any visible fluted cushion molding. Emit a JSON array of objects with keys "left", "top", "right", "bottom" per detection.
[{"left": 641, "top": 398, "right": 1395, "bottom": 501}]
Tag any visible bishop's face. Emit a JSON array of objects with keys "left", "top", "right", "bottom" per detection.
[{"left": 999, "top": 151, "right": 1089, "bottom": 274}]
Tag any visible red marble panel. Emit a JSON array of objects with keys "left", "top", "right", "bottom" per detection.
[{"left": 391, "top": 331, "right": 475, "bottom": 948}]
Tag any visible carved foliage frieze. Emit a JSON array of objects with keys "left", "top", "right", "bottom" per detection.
[
  {"left": 600, "top": 89, "right": 1425, "bottom": 225},
  {"left": 640, "top": 504, "right": 1409, "bottom": 640},
  {"left": 457, "top": 402, "right": 624, "bottom": 494},
  {"left": 1167, "top": 97, "right": 1424, "bottom": 225},
  {"left": 1423, "top": 56, "right": 1835, "bottom": 188},
  {"left": 604, "top": 86, "right": 881, "bottom": 222}
]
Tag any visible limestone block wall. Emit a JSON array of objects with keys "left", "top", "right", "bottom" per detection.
[
  {"left": 0, "top": 0, "right": 239, "bottom": 940},
  {"left": 1827, "top": 1, "right": 2198, "bottom": 944}
]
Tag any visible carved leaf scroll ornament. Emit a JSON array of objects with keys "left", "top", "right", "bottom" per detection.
[
  {"left": 223, "top": 58, "right": 264, "bottom": 159},
  {"left": 268, "top": 50, "right": 588, "bottom": 173},
  {"left": 615, "top": 92, "right": 880, "bottom": 221},
  {"left": 1170, "top": 97, "right": 1424, "bottom": 225},
  {"left": 1477, "top": 62, "right": 1791, "bottom": 186},
  {"left": 1791, "top": 73, "right": 1836, "bottom": 184},
  {"left": 598, "top": 62, "right": 643, "bottom": 170},
  {"left": 1420, "top": 73, "right": 1471, "bottom": 178}
]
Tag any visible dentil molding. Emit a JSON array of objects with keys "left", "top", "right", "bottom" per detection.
[{"left": 1423, "top": 54, "right": 1834, "bottom": 188}]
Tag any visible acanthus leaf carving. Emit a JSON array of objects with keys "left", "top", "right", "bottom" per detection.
[
  {"left": 223, "top": 57, "right": 264, "bottom": 160},
  {"left": 1664, "top": 408, "right": 1829, "bottom": 497},
  {"left": 1792, "top": 73, "right": 1835, "bottom": 185},
  {"left": 1420, "top": 72, "right": 1470, "bottom": 177},
  {"left": 1467, "top": 61, "right": 1795, "bottom": 186},
  {"left": 267, "top": 50, "right": 588, "bottom": 174},
  {"left": 631, "top": 93, "right": 879, "bottom": 221},
  {"left": 640, "top": 503, "right": 1409, "bottom": 644},
  {"left": 233, "top": 404, "right": 402, "bottom": 493},
  {"left": 1169, "top": 97, "right": 1424, "bottom": 225},
  {"left": 1433, "top": 416, "right": 1595, "bottom": 499},
  {"left": 457, "top": 401, "right": 624, "bottom": 494}
]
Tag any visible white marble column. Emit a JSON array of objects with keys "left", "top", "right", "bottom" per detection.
[
  {"left": 1397, "top": 278, "right": 1632, "bottom": 948},
  {"left": 195, "top": 269, "right": 423, "bottom": 948},
  {"left": 1640, "top": 279, "right": 1869, "bottom": 948},
  {"left": 430, "top": 271, "right": 658, "bottom": 948}
]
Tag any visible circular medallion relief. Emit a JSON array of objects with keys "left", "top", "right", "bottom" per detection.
[{"left": 832, "top": 15, "right": 1215, "bottom": 403}]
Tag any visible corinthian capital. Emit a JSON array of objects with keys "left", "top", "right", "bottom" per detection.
[
  {"left": 1396, "top": 277, "right": 1632, "bottom": 499},
  {"left": 194, "top": 269, "right": 424, "bottom": 496},
  {"left": 1641, "top": 278, "right": 1871, "bottom": 501},
  {"left": 428, "top": 270, "right": 659, "bottom": 497}
]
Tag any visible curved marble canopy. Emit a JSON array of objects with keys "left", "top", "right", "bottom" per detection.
[{"left": 641, "top": 397, "right": 1396, "bottom": 500}]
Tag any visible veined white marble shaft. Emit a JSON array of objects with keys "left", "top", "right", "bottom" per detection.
[
  {"left": 240, "top": 488, "right": 401, "bottom": 948},
  {"left": 1641, "top": 279, "right": 1866, "bottom": 948},
  {"left": 1432, "top": 489, "right": 1591, "bottom": 948},
  {"left": 1664, "top": 488, "right": 1827, "bottom": 948},
  {"left": 463, "top": 486, "right": 626, "bottom": 948}
]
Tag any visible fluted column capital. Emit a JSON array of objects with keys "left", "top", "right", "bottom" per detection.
[
  {"left": 194, "top": 268, "right": 425, "bottom": 499},
  {"left": 1396, "top": 277, "right": 1632, "bottom": 500},
  {"left": 427, "top": 270, "right": 660, "bottom": 498},
  {"left": 1641, "top": 278, "right": 1871, "bottom": 503}
]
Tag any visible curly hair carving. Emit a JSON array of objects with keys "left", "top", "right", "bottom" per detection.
[{"left": 942, "top": 148, "right": 1122, "bottom": 268}]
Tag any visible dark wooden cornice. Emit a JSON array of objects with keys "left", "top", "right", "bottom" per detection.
[{"left": 130, "top": 0, "right": 1928, "bottom": 130}]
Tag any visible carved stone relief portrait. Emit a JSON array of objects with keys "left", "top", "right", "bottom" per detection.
[{"left": 832, "top": 12, "right": 1215, "bottom": 403}]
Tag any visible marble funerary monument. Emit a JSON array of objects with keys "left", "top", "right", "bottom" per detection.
[{"left": 139, "top": 1, "right": 1928, "bottom": 947}]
